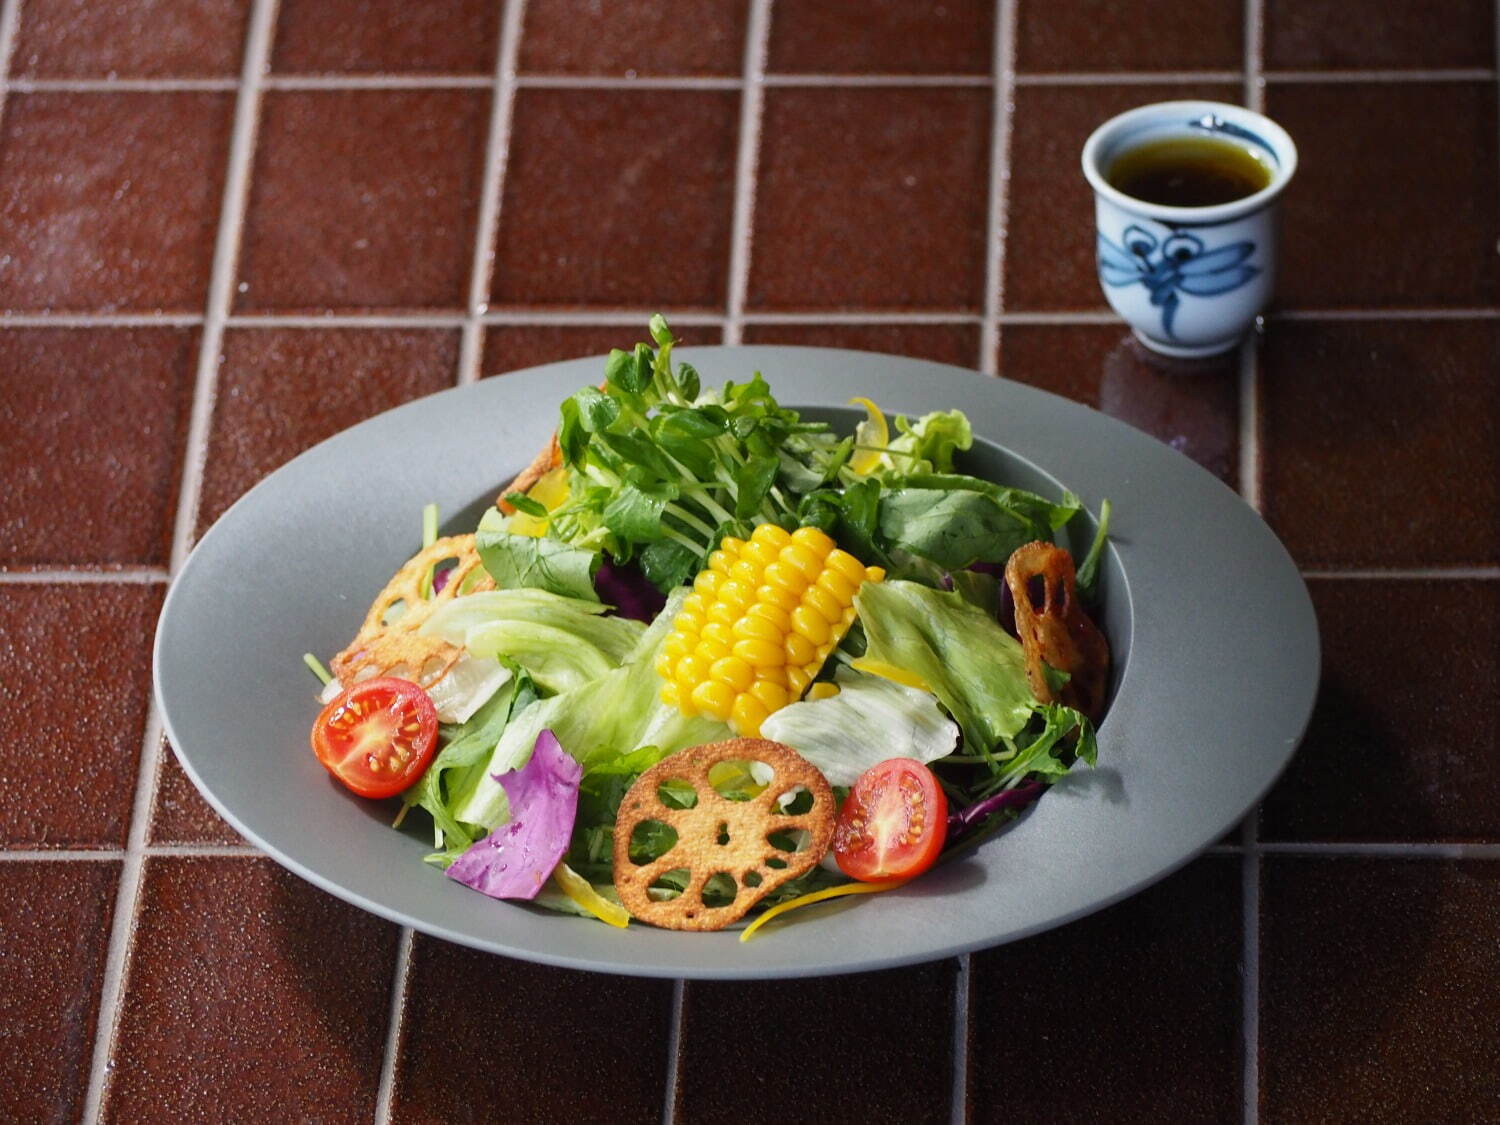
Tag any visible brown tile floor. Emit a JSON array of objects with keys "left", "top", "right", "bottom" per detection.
[{"left": 3, "top": 2, "right": 1496, "bottom": 1122}]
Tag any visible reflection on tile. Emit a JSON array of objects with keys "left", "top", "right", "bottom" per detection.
[
  {"left": 482, "top": 323, "right": 723, "bottom": 377},
  {"left": 679, "top": 961, "right": 957, "bottom": 1121},
  {"left": 12, "top": 0, "right": 251, "bottom": 77},
  {"left": 1005, "top": 83, "right": 1242, "bottom": 311},
  {"left": 0, "top": 92, "right": 232, "bottom": 311},
  {"left": 521, "top": 0, "right": 747, "bottom": 76},
  {"left": 766, "top": 0, "right": 994, "bottom": 74},
  {"left": 742, "top": 321, "right": 982, "bottom": 368},
  {"left": 1262, "top": 581, "right": 1499, "bottom": 842},
  {"left": 197, "top": 328, "right": 460, "bottom": 534},
  {"left": 492, "top": 89, "right": 739, "bottom": 308},
  {"left": 1260, "top": 320, "right": 1500, "bottom": 567},
  {"left": 150, "top": 739, "right": 241, "bottom": 846},
  {"left": 271, "top": 0, "right": 502, "bottom": 74},
  {"left": 107, "top": 857, "right": 398, "bottom": 1120},
  {"left": 0, "top": 327, "right": 197, "bottom": 567},
  {"left": 1001, "top": 324, "right": 1239, "bottom": 484},
  {"left": 392, "top": 937, "right": 674, "bottom": 1122},
  {"left": 749, "top": 87, "right": 991, "bottom": 310},
  {"left": 237, "top": 90, "right": 489, "bottom": 312},
  {"left": 0, "top": 861, "right": 119, "bottom": 1124},
  {"left": 1268, "top": 82, "right": 1499, "bottom": 309},
  {"left": 1260, "top": 858, "right": 1500, "bottom": 1121},
  {"left": 1264, "top": 0, "right": 1495, "bottom": 70},
  {"left": 0, "top": 585, "right": 160, "bottom": 848},
  {"left": 1016, "top": 0, "right": 1241, "bottom": 73},
  {"left": 972, "top": 858, "right": 1242, "bottom": 1121}
]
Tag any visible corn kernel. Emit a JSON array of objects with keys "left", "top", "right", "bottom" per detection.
[
  {"left": 746, "top": 601, "right": 791, "bottom": 631},
  {"left": 826, "top": 549, "right": 867, "bottom": 586},
  {"left": 731, "top": 694, "right": 770, "bottom": 737},
  {"left": 814, "top": 568, "right": 858, "bottom": 605},
  {"left": 790, "top": 605, "right": 831, "bottom": 646},
  {"left": 733, "top": 637, "right": 784, "bottom": 668},
  {"left": 706, "top": 601, "right": 738, "bottom": 628},
  {"left": 720, "top": 579, "right": 755, "bottom": 608},
  {"left": 732, "top": 614, "right": 782, "bottom": 643},
  {"left": 700, "top": 621, "right": 733, "bottom": 649},
  {"left": 675, "top": 654, "right": 707, "bottom": 688},
  {"left": 709, "top": 655, "right": 755, "bottom": 693},
  {"left": 681, "top": 592, "right": 708, "bottom": 617},
  {"left": 660, "top": 681, "right": 685, "bottom": 709},
  {"left": 740, "top": 540, "right": 779, "bottom": 569},
  {"left": 841, "top": 606, "right": 857, "bottom": 627},
  {"left": 693, "top": 569, "right": 723, "bottom": 597},
  {"left": 673, "top": 609, "right": 704, "bottom": 636},
  {"left": 720, "top": 536, "right": 747, "bottom": 556},
  {"left": 756, "top": 583, "right": 801, "bottom": 612},
  {"left": 696, "top": 637, "right": 730, "bottom": 664},
  {"left": 690, "top": 680, "right": 736, "bottom": 720},
  {"left": 801, "top": 583, "right": 843, "bottom": 624},
  {"left": 707, "top": 550, "right": 734, "bottom": 573},
  {"left": 730, "top": 559, "right": 761, "bottom": 587},
  {"left": 807, "top": 682, "right": 841, "bottom": 701},
  {"left": 755, "top": 664, "right": 790, "bottom": 688},
  {"left": 751, "top": 523, "right": 792, "bottom": 549},
  {"left": 784, "top": 631, "right": 816, "bottom": 665},
  {"left": 654, "top": 654, "right": 673, "bottom": 679},
  {"left": 662, "top": 632, "right": 692, "bottom": 660},
  {"left": 786, "top": 665, "right": 813, "bottom": 696},
  {"left": 780, "top": 544, "right": 823, "bottom": 583},
  {"left": 764, "top": 560, "right": 806, "bottom": 594},
  {"left": 749, "top": 679, "right": 790, "bottom": 712},
  {"left": 790, "top": 526, "right": 835, "bottom": 556},
  {"left": 865, "top": 566, "right": 886, "bottom": 582}
]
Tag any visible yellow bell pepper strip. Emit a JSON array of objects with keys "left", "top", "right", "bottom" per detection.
[
  {"left": 739, "top": 878, "right": 907, "bottom": 942},
  {"left": 552, "top": 862, "right": 631, "bottom": 929}
]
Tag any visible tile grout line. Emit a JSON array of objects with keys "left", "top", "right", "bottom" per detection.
[
  {"left": 1241, "top": 6, "right": 1264, "bottom": 1122},
  {"left": 0, "top": 568, "right": 169, "bottom": 583},
  {"left": 79, "top": 1, "right": 280, "bottom": 1119},
  {"left": 1258, "top": 842, "right": 1500, "bottom": 858},
  {"left": 660, "top": 978, "right": 687, "bottom": 1125},
  {"left": 457, "top": 0, "right": 526, "bottom": 387},
  {"left": 2, "top": 307, "right": 1495, "bottom": 330},
  {"left": 721, "top": 0, "right": 770, "bottom": 346},
  {"left": 949, "top": 953, "right": 972, "bottom": 1125},
  {"left": 373, "top": 926, "right": 416, "bottom": 1123},
  {"left": 3, "top": 70, "right": 1493, "bottom": 96},
  {"left": 978, "top": 0, "right": 1018, "bottom": 376},
  {"left": 1017, "top": 70, "right": 1243, "bottom": 86}
]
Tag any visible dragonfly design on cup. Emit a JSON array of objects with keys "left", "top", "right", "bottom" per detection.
[{"left": 1097, "top": 225, "right": 1259, "bottom": 340}]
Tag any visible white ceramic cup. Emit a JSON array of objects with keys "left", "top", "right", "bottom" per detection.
[{"left": 1082, "top": 101, "right": 1298, "bottom": 358}]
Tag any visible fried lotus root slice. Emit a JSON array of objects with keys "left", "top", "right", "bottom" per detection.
[
  {"left": 612, "top": 739, "right": 835, "bottom": 932},
  {"left": 1003, "top": 541, "right": 1111, "bottom": 721},
  {"left": 331, "top": 534, "right": 495, "bottom": 691},
  {"left": 496, "top": 432, "right": 562, "bottom": 512}
]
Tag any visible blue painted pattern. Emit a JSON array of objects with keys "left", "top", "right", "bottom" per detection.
[{"left": 1097, "top": 225, "right": 1259, "bottom": 340}]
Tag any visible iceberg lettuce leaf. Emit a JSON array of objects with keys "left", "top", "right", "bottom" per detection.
[{"left": 759, "top": 666, "right": 958, "bottom": 786}]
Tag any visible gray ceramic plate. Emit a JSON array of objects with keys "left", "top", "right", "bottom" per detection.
[{"left": 155, "top": 346, "right": 1318, "bottom": 980}]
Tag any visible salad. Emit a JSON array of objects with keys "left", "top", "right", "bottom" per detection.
[{"left": 305, "top": 317, "right": 1112, "bottom": 936}]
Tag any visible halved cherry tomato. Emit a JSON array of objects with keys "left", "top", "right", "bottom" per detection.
[
  {"left": 832, "top": 759, "right": 948, "bottom": 882},
  {"left": 311, "top": 677, "right": 438, "bottom": 799}
]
